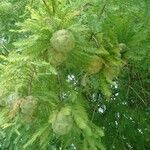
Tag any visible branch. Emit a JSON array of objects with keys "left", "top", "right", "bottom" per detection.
[
  {"left": 42, "top": 0, "right": 52, "bottom": 15},
  {"left": 57, "top": 73, "right": 63, "bottom": 102},
  {"left": 99, "top": 2, "right": 107, "bottom": 19},
  {"left": 129, "top": 85, "right": 147, "bottom": 106},
  {"left": 51, "top": 0, "right": 56, "bottom": 15}
]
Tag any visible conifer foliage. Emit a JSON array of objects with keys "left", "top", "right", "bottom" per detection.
[{"left": 0, "top": 0, "right": 149, "bottom": 149}]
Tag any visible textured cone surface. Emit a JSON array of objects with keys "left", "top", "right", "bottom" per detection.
[
  {"left": 49, "top": 49, "right": 66, "bottom": 66},
  {"left": 9, "top": 99, "right": 23, "bottom": 119},
  {"left": 119, "top": 43, "right": 127, "bottom": 52},
  {"left": 50, "top": 29, "right": 75, "bottom": 53},
  {"left": 52, "top": 109, "right": 73, "bottom": 135},
  {"left": 87, "top": 56, "right": 103, "bottom": 74},
  {"left": 20, "top": 96, "right": 37, "bottom": 120}
]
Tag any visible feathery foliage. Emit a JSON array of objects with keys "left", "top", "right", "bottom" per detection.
[{"left": 0, "top": 0, "right": 149, "bottom": 149}]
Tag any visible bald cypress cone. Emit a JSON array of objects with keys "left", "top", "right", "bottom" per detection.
[
  {"left": 87, "top": 56, "right": 103, "bottom": 75},
  {"left": 48, "top": 49, "right": 67, "bottom": 66},
  {"left": 20, "top": 96, "right": 37, "bottom": 121},
  {"left": 50, "top": 29, "right": 75, "bottom": 53},
  {"left": 51, "top": 107, "right": 73, "bottom": 135}
]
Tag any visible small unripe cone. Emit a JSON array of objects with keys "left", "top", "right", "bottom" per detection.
[
  {"left": 9, "top": 99, "right": 22, "bottom": 119},
  {"left": 20, "top": 96, "right": 37, "bottom": 121},
  {"left": 119, "top": 43, "right": 127, "bottom": 52},
  {"left": 51, "top": 107, "right": 73, "bottom": 135},
  {"left": 87, "top": 56, "right": 103, "bottom": 75},
  {"left": 49, "top": 49, "right": 66, "bottom": 66},
  {"left": 50, "top": 29, "right": 75, "bottom": 53}
]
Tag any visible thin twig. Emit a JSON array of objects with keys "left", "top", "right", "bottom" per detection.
[
  {"left": 126, "top": 65, "right": 131, "bottom": 100},
  {"left": 129, "top": 85, "right": 147, "bottom": 106},
  {"left": 91, "top": 93, "right": 101, "bottom": 121},
  {"left": 51, "top": 0, "right": 56, "bottom": 15},
  {"left": 42, "top": 0, "right": 52, "bottom": 15},
  {"left": 57, "top": 73, "right": 63, "bottom": 102},
  {"left": 99, "top": 0, "right": 108, "bottom": 19},
  {"left": 27, "top": 66, "right": 36, "bottom": 95},
  {"left": 136, "top": 71, "right": 147, "bottom": 100}
]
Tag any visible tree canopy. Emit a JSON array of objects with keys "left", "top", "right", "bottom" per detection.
[{"left": 0, "top": 0, "right": 149, "bottom": 149}]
